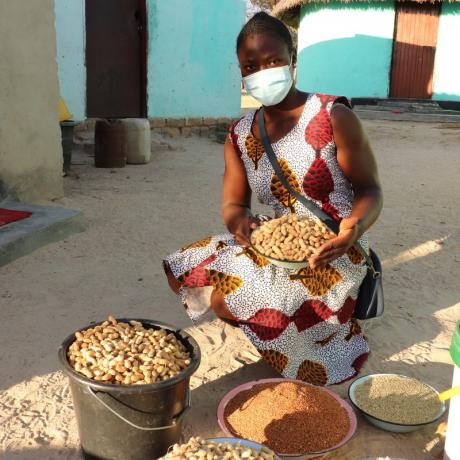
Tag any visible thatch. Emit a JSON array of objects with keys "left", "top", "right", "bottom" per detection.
[
  {"left": 272, "top": 0, "right": 303, "bottom": 27},
  {"left": 272, "top": 0, "right": 451, "bottom": 27}
]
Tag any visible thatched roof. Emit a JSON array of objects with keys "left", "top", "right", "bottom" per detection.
[
  {"left": 272, "top": 0, "right": 303, "bottom": 27},
  {"left": 272, "top": 0, "right": 450, "bottom": 27}
]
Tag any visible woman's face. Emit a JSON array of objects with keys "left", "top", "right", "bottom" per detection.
[{"left": 237, "top": 32, "right": 292, "bottom": 78}]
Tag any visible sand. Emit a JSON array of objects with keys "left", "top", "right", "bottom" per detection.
[{"left": 0, "top": 120, "right": 459, "bottom": 460}]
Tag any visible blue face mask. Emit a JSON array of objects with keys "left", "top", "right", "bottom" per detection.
[{"left": 243, "top": 64, "right": 293, "bottom": 107}]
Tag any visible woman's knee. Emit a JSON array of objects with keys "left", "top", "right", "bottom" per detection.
[
  {"left": 211, "top": 291, "right": 239, "bottom": 326},
  {"left": 163, "top": 261, "right": 181, "bottom": 294}
]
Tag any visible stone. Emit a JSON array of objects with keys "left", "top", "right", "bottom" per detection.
[
  {"left": 166, "top": 118, "right": 185, "bottom": 128},
  {"left": 217, "top": 122, "right": 229, "bottom": 132},
  {"left": 150, "top": 118, "right": 166, "bottom": 128},
  {"left": 215, "top": 131, "right": 228, "bottom": 144},
  {"left": 203, "top": 117, "right": 218, "bottom": 126},
  {"left": 162, "top": 127, "right": 181, "bottom": 138},
  {"left": 218, "top": 117, "right": 232, "bottom": 126},
  {"left": 186, "top": 117, "right": 203, "bottom": 127},
  {"left": 190, "top": 127, "right": 201, "bottom": 136},
  {"left": 199, "top": 126, "right": 210, "bottom": 137},
  {"left": 151, "top": 132, "right": 175, "bottom": 151}
]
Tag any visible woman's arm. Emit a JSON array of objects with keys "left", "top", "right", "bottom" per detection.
[
  {"left": 221, "top": 138, "right": 257, "bottom": 244},
  {"left": 310, "top": 104, "right": 383, "bottom": 268}
]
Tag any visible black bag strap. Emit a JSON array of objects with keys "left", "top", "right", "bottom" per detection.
[{"left": 257, "top": 107, "right": 379, "bottom": 276}]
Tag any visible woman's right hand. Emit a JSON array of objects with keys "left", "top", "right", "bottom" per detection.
[{"left": 232, "top": 214, "right": 261, "bottom": 246}]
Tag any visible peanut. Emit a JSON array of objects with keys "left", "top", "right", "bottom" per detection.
[
  {"left": 160, "top": 437, "right": 278, "bottom": 460},
  {"left": 67, "top": 317, "right": 191, "bottom": 385},
  {"left": 251, "top": 214, "right": 334, "bottom": 262}
]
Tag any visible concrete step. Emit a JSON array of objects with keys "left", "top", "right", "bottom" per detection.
[
  {"left": 0, "top": 201, "right": 85, "bottom": 267},
  {"left": 354, "top": 107, "right": 460, "bottom": 123},
  {"left": 358, "top": 104, "right": 440, "bottom": 112},
  {"left": 377, "top": 99, "right": 442, "bottom": 110}
]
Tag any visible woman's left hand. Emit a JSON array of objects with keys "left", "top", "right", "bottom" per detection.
[{"left": 309, "top": 217, "right": 360, "bottom": 269}]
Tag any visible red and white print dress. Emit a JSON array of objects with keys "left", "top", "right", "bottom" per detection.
[{"left": 165, "top": 93, "right": 370, "bottom": 385}]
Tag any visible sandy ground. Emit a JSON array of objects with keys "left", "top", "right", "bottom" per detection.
[{"left": 0, "top": 119, "right": 459, "bottom": 460}]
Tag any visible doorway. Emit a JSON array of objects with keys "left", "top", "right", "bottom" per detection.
[
  {"left": 390, "top": 1, "right": 441, "bottom": 99},
  {"left": 85, "top": 0, "right": 147, "bottom": 117}
]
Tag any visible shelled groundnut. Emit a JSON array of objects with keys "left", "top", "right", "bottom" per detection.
[
  {"left": 251, "top": 214, "right": 334, "bottom": 262},
  {"left": 161, "top": 437, "right": 278, "bottom": 460},
  {"left": 67, "top": 316, "right": 191, "bottom": 385}
]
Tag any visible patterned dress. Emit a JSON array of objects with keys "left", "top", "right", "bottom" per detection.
[{"left": 165, "top": 93, "right": 370, "bottom": 385}]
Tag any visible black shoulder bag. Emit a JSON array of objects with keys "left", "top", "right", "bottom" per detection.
[{"left": 257, "top": 108, "right": 383, "bottom": 320}]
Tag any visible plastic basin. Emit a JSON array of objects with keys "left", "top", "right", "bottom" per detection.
[{"left": 217, "top": 378, "right": 357, "bottom": 460}]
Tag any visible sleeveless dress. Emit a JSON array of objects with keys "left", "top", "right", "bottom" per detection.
[{"left": 164, "top": 93, "right": 370, "bottom": 385}]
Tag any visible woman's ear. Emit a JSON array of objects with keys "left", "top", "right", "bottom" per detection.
[
  {"left": 290, "top": 52, "right": 297, "bottom": 83},
  {"left": 291, "top": 51, "right": 298, "bottom": 83}
]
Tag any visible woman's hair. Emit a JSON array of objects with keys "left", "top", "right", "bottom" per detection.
[{"left": 237, "top": 12, "right": 293, "bottom": 54}]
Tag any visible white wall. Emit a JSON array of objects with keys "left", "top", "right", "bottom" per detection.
[
  {"left": 433, "top": 3, "right": 460, "bottom": 101},
  {"left": 54, "top": 0, "right": 86, "bottom": 119}
]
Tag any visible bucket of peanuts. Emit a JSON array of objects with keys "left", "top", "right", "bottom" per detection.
[
  {"left": 58, "top": 316, "right": 201, "bottom": 460},
  {"left": 250, "top": 214, "right": 335, "bottom": 270},
  {"left": 159, "top": 436, "right": 281, "bottom": 459},
  {"left": 217, "top": 378, "right": 357, "bottom": 460}
]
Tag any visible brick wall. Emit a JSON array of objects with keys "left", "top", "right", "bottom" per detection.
[
  {"left": 149, "top": 117, "right": 235, "bottom": 139},
  {"left": 75, "top": 117, "right": 238, "bottom": 143}
]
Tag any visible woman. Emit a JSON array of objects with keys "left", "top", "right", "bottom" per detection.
[{"left": 164, "top": 12, "right": 382, "bottom": 385}]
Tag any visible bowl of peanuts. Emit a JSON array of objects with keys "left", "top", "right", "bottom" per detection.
[
  {"left": 250, "top": 214, "right": 335, "bottom": 270},
  {"left": 160, "top": 436, "right": 281, "bottom": 459}
]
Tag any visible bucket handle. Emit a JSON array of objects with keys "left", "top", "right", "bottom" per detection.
[{"left": 87, "top": 386, "right": 191, "bottom": 431}]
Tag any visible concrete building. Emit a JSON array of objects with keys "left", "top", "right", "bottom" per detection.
[
  {"left": 273, "top": 0, "right": 460, "bottom": 103},
  {"left": 54, "top": 0, "right": 246, "bottom": 122},
  {"left": 0, "top": 1, "right": 63, "bottom": 202}
]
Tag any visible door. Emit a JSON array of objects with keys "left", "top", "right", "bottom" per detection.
[
  {"left": 390, "top": 1, "right": 441, "bottom": 99},
  {"left": 86, "top": 0, "right": 147, "bottom": 118}
]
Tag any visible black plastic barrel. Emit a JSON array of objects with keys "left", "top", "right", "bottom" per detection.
[
  {"left": 58, "top": 319, "right": 201, "bottom": 460},
  {"left": 94, "top": 119, "right": 127, "bottom": 168}
]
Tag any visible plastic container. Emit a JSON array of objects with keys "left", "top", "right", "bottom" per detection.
[
  {"left": 217, "top": 378, "right": 357, "bottom": 460},
  {"left": 160, "top": 438, "right": 281, "bottom": 460},
  {"left": 348, "top": 373, "right": 445, "bottom": 433},
  {"left": 121, "top": 118, "right": 151, "bottom": 164},
  {"left": 60, "top": 121, "right": 77, "bottom": 174},
  {"left": 444, "top": 320, "right": 460, "bottom": 460},
  {"left": 58, "top": 318, "right": 201, "bottom": 460},
  {"left": 59, "top": 97, "right": 73, "bottom": 122},
  {"left": 94, "top": 119, "right": 127, "bottom": 168},
  {"left": 209, "top": 438, "right": 281, "bottom": 459}
]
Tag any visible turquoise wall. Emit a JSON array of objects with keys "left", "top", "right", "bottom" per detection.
[
  {"left": 147, "top": 0, "right": 245, "bottom": 118},
  {"left": 433, "top": 3, "right": 460, "bottom": 101},
  {"left": 54, "top": 0, "right": 86, "bottom": 120},
  {"left": 297, "top": 2, "right": 395, "bottom": 98}
]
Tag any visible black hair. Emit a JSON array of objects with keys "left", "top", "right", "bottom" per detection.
[{"left": 237, "top": 12, "right": 294, "bottom": 54}]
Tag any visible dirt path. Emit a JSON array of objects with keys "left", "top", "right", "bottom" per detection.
[{"left": 0, "top": 121, "right": 459, "bottom": 459}]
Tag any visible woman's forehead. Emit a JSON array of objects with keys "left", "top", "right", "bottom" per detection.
[{"left": 237, "top": 32, "right": 289, "bottom": 60}]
